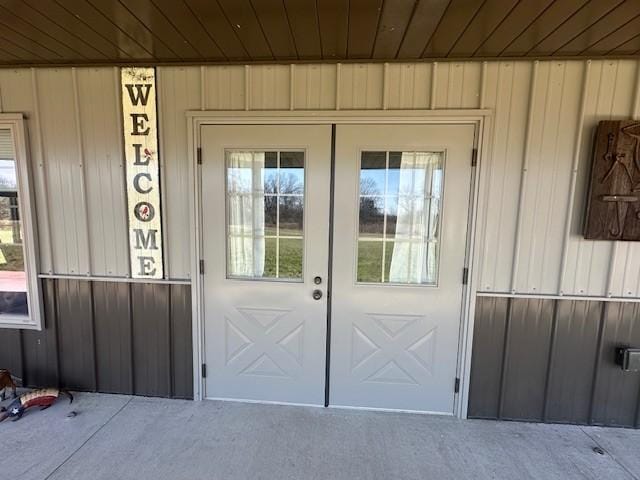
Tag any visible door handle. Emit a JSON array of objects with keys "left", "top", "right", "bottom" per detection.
[{"left": 312, "top": 289, "right": 323, "bottom": 300}]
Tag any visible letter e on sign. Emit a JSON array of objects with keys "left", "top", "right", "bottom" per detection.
[{"left": 121, "top": 67, "right": 163, "bottom": 279}]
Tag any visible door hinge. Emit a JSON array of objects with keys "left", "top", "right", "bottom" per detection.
[
  {"left": 454, "top": 377, "right": 460, "bottom": 394},
  {"left": 462, "top": 267, "right": 469, "bottom": 285},
  {"left": 201, "top": 363, "right": 207, "bottom": 378},
  {"left": 471, "top": 147, "right": 478, "bottom": 167},
  {"left": 199, "top": 259, "right": 205, "bottom": 275},
  {"left": 197, "top": 147, "right": 202, "bottom": 165}
]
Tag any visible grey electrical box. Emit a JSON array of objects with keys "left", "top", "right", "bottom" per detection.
[{"left": 616, "top": 348, "right": 640, "bottom": 372}]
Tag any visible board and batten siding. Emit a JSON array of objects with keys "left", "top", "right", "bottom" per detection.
[{"left": 1, "top": 61, "right": 639, "bottom": 297}]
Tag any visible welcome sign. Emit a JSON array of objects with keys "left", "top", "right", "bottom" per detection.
[{"left": 121, "top": 67, "right": 163, "bottom": 279}]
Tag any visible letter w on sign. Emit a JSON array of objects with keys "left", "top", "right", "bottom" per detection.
[{"left": 121, "top": 67, "right": 164, "bottom": 279}]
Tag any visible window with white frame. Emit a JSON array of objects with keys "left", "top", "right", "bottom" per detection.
[{"left": 0, "top": 116, "right": 42, "bottom": 329}]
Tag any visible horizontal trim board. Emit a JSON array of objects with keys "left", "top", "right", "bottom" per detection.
[
  {"left": 477, "top": 292, "right": 640, "bottom": 303},
  {"left": 189, "top": 109, "right": 492, "bottom": 120},
  {"left": 1, "top": 55, "right": 640, "bottom": 69},
  {"left": 38, "top": 274, "right": 191, "bottom": 285}
]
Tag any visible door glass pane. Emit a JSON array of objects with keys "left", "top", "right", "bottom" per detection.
[
  {"left": 226, "top": 150, "right": 304, "bottom": 281},
  {"left": 0, "top": 129, "right": 27, "bottom": 315},
  {"left": 356, "top": 151, "right": 443, "bottom": 285}
]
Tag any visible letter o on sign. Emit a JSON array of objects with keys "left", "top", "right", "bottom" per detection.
[{"left": 134, "top": 201, "right": 155, "bottom": 222}]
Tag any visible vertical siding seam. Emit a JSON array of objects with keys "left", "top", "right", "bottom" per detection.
[
  {"left": 497, "top": 297, "right": 513, "bottom": 419},
  {"left": 31, "top": 68, "right": 55, "bottom": 274},
  {"left": 524, "top": 63, "right": 553, "bottom": 292},
  {"left": 621, "top": 61, "right": 640, "bottom": 297},
  {"left": 538, "top": 63, "right": 567, "bottom": 293},
  {"left": 245, "top": 65, "right": 251, "bottom": 111},
  {"left": 18, "top": 329, "right": 26, "bottom": 385},
  {"left": 572, "top": 62, "right": 605, "bottom": 295},
  {"left": 335, "top": 63, "right": 341, "bottom": 110},
  {"left": 52, "top": 280, "right": 62, "bottom": 388},
  {"left": 382, "top": 62, "right": 389, "bottom": 110},
  {"left": 510, "top": 61, "right": 539, "bottom": 293},
  {"left": 430, "top": 62, "right": 437, "bottom": 109},
  {"left": 157, "top": 69, "right": 170, "bottom": 280},
  {"left": 289, "top": 64, "right": 295, "bottom": 110},
  {"left": 88, "top": 280, "right": 98, "bottom": 391},
  {"left": 113, "top": 67, "right": 131, "bottom": 278},
  {"left": 200, "top": 66, "right": 206, "bottom": 110},
  {"left": 168, "top": 285, "right": 175, "bottom": 398},
  {"left": 541, "top": 299, "right": 560, "bottom": 422},
  {"left": 128, "top": 282, "right": 135, "bottom": 394},
  {"left": 587, "top": 302, "right": 607, "bottom": 425},
  {"left": 602, "top": 61, "right": 620, "bottom": 297},
  {"left": 487, "top": 62, "right": 515, "bottom": 290},
  {"left": 559, "top": 60, "right": 591, "bottom": 295},
  {"left": 479, "top": 61, "right": 488, "bottom": 109},
  {"left": 71, "top": 68, "right": 92, "bottom": 276},
  {"left": 475, "top": 61, "right": 490, "bottom": 287}
]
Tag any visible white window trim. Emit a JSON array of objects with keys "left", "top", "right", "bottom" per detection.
[{"left": 0, "top": 114, "right": 42, "bottom": 330}]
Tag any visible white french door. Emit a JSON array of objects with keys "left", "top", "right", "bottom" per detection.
[
  {"left": 200, "top": 121, "right": 474, "bottom": 413},
  {"left": 200, "top": 125, "right": 331, "bottom": 405},
  {"left": 329, "top": 124, "right": 475, "bottom": 413}
]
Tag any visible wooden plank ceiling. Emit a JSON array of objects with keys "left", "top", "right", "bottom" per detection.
[{"left": 0, "top": 0, "right": 638, "bottom": 66}]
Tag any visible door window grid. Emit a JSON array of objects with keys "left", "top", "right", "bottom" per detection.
[
  {"left": 357, "top": 151, "right": 443, "bottom": 284},
  {"left": 226, "top": 150, "right": 304, "bottom": 280}
]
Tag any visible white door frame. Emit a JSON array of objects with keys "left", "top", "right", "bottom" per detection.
[{"left": 187, "top": 109, "right": 493, "bottom": 419}]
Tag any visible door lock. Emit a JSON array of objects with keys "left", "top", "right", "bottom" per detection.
[
  {"left": 312, "top": 289, "right": 323, "bottom": 300},
  {"left": 314, "top": 276, "right": 322, "bottom": 285}
]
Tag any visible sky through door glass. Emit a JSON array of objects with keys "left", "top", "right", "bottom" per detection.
[
  {"left": 357, "top": 150, "right": 443, "bottom": 285},
  {"left": 226, "top": 150, "right": 304, "bottom": 280}
]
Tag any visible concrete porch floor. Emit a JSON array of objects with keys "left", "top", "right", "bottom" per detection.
[{"left": 2, "top": 393, "right": 639, "bottom": 480}]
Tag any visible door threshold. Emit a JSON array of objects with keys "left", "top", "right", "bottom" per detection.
[
  {"left": 328, "top": 404, "right": 455, "bottom": 416},
  {"left": 204, "top": 396, "right": 325, "bottom": 409}
]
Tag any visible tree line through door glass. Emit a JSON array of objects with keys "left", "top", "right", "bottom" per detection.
[{"left": 226, "top": 150, "right": 304, "bottom": 280}]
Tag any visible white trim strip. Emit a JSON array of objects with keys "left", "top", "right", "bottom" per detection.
[
  {"left": 38, "top": 273, "right": 190, "bottom": 285},
  {"left": 477, "top": 291, "right": 640, "bottom": 303}
]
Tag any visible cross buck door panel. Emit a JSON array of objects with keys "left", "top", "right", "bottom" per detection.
[
  {"left": 201, "top": 125, "right": 331, "bottom": 405},
  {"left": 330, "top": 124, "right": 475, "bottom": 413}
]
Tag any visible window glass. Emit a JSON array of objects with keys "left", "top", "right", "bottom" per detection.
[
  {"left": 226, "top": 150, "right": 304, "bottom": 281},
  {"left": 357, "top": 151, "right": 444, "bottom": 285},
  {"left": 0, "top": 129, "right": 27, "bottom": 315}
]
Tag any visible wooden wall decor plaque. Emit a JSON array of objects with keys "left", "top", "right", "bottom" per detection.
[{"left": 584, "top": 120, "right": 640, "bottom": 241}]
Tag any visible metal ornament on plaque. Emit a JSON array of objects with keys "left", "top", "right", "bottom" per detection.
[{"left": 584, "top": 120, "right": 640, "bottom": 241}]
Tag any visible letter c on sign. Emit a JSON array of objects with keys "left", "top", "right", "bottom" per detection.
[{"left": 133, "top": 172, "right": 153, "bottom": 194}]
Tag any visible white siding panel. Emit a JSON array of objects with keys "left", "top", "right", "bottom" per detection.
[
  {"left": 1, "top": 59, "right": 640, "bottom": 297},
  {"left": 76, "top": 68, "right": 128, "bottom": 277},
  {"left": 249, "top": 65, "right": 290, "bottom": 110},
  {"left": 386, "top": 63, "right": 432, "bottom": 109},
  {"left": 515, "top": 62, "right": 584, "bottom": 294},
  {"left": 602, "top": 61, "right": 640, "bottom": 298},
  {"left": 204, "top": 66, "right": 245, "bottom": 110},
  {"left": 434, "top": 62, "right": 482, "bottom": 109},
  {"left": 293, "top": 64, "right": 336, "bottom": 110},
  {"left": 479, "top": 62, "right": 532, "bottom": 292},
  {"left": 339, "top": 64, "right": 383, "bottom": 109},
  {"left": 36, "top": 69, "right": 89, "bottom": 275},
  {"left": 562, "top": 60, "right": 638, "bottom": 297},
  {"left": 0, "top": 69, "right": 53, "bottom": 273},
  {"left": 158, "top": 66, "right": 201, "bottom": 279}
]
